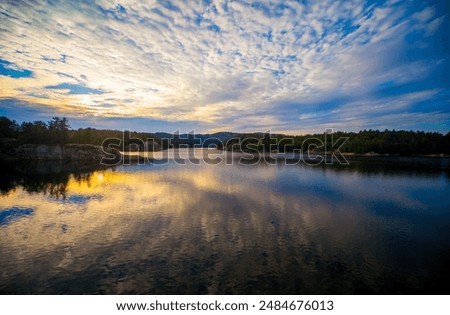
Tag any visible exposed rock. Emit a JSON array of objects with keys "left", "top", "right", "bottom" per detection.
[{"left": 4, "top": 144, "right": 121, "bottom": 162}]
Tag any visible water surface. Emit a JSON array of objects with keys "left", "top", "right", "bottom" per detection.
[{"left": 1, "top": 150, "right": 450, "bottom": 294}]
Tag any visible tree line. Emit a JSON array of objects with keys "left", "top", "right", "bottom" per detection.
[
  {"left": 224, "top": 130, "right": 450, "bottom": 155},
  {"left": 1, "top": 115, "right": 449, "bottom": 155},
  {"left": 0, "top": 116, "right": 161, "bottom": 148}
]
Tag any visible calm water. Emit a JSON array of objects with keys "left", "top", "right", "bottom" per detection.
[{"left": 1, "top": 149, "right": 450, "bottom": 294}]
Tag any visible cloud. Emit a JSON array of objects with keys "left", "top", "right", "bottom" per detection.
[
  {"left": 0, "top": 0, "right": 448, "bottom": 133},
  {"left": 45, "top": 83, "right": 104, "bottom": 95},
  {"left": 0, "top": 59, "right": 33, "bottom": 78}
]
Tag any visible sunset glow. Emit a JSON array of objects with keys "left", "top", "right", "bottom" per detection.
[{"left": 0, "top": 0, "right": 449, "bottom": 133}]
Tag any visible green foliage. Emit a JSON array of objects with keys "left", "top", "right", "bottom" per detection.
[
  {"left": 68, "top": 128, "right": 162, "bottom": 148},
  {"left": 1, "top": 115, "right": 448, "bottom": 155},
  {"left": 48, "top": 117, "right": 70, "bottom": 144},
  {"left": 226, "top": 129, "right": 450, "bottom": 155},
  {"left": 20, "top": 121, "right": 48, "bottom": 144},
  {"left": 334, "top": 130, "right": 450, "bottom": 155},
  {"left": 0, "top": 116, "right": 161, "bottom": 148},
  {"left": 0, "top": 116, "right": 19, "bottom": 138},
  {"left": 16, "top": 117, "right": 70, "bottom": 144}
]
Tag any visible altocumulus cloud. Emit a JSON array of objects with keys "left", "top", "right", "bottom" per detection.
[{"left": 0, "top": 0, "right": 449, "bottom": 133}]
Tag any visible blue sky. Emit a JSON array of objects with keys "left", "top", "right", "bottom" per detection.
[{"left": 0, "top": 0, "right": 449, "bottom": 134}]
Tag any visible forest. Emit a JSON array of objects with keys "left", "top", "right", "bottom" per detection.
[
  {"left": 0, "top": 116, "right": 161, "bottom": 149},
  {"left": 224, "top": 130, "right": 450, "bottom": 155},
  {"left": 1, "top": 116, "right": 449, "bottom": 155}
]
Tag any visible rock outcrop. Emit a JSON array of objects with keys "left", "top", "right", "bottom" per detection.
[{"left": 4, "top": 144, "right": 121, "bottom": 162}]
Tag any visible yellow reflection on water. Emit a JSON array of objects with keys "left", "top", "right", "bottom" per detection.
[{"left": 0, "top": 160, "right": 436, "bottom": 294}]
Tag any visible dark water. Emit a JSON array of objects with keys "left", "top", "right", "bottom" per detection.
[{"left": 1, "top": 150, "right": 450, "bottom": 294}]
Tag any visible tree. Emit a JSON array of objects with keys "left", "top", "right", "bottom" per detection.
[
  {"left": 0, "top": 116, "right": 19, "bottom": 138},
  {"left": 48, "top": 117, "right": 70, "bottom": 144},
  {"left": 20, "top": 121, "right": 48, "bottom": 143}
]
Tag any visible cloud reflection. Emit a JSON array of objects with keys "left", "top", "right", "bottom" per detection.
[{"left": 0, "top": 160, "right": 449, "bottom": 293}]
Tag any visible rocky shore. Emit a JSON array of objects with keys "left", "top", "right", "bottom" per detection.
[{"left": 1, "top": 144, "right": 122, "bottom": 163}]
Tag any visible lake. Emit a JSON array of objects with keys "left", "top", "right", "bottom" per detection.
[{"left": 1, "top": 149, "right": 450, "bottom": 294}]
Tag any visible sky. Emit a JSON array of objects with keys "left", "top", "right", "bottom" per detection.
[{"left": 0, "top": 0, "right": 449, "bottom": 134}]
